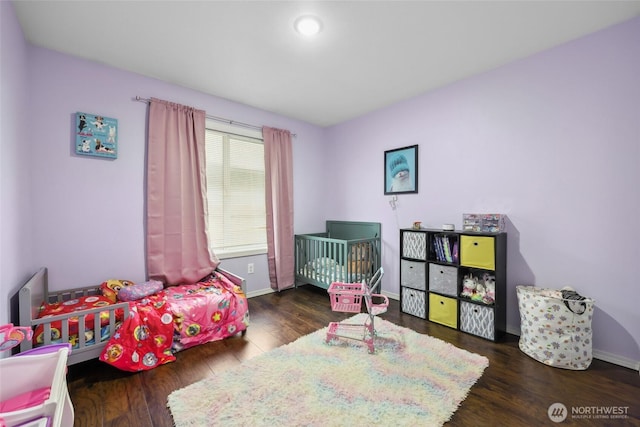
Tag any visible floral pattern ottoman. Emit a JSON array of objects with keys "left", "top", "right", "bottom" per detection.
[{"left": 516, "top": 285, "right": 594, "bottom": 370}]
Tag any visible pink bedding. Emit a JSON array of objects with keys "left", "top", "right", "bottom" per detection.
[
  {"left": 166, "top": 272, "right": 249, "bottom": 352},
  {"left": 100, "top": 271, "right": 249, "bottom": 371}
]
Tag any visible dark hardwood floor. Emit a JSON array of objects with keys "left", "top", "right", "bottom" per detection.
[{"left": 67, "top": 285, "right": 639, "bottom": 426}]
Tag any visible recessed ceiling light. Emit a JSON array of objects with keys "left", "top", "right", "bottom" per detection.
[{"left": 294, "top": 15, "right": 322, "bottom": 37}]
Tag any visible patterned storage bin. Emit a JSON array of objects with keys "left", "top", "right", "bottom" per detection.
[
  {"left": 517, "top": 285, "right": 594, "bottom": 370},
  {"left": 401, "top": 288, "right": 426, "bottom": 319},
  {"left": 402, "top": 231, "right": 426, "bottom": 260},
  {"left": 459, "top": 301, "right": 495, "bottom": 340}
]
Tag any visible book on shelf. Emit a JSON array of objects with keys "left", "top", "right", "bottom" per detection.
[
  {"left": 433, "top": 238, "right": 442, "bottom": 261},
  {"left": 443, "top": 236, "right": 452, "bottom": 263},
  {"left": 452, "top": 242, "right": 459, "bottom": 263},
  {"left": 436, "top": 237, "right": 445, "bottom": 262},
  {"left": 433, "top": 235, "right": 456, "bottom": 263}
]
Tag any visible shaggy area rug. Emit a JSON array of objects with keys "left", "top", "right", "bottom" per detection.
[{"left": 168, "top": 314, "right": 489, "bottom": 426}]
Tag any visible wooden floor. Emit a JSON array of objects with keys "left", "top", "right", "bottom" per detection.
[{"left": 67, "top": 285, "right": 639, "bottom": 426}]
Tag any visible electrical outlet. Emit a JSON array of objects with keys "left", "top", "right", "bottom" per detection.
[{"left": 247, "top": 263, "right": 254, "bottom": 274}]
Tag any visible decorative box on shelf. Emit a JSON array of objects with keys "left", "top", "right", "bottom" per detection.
[{"left": 462, "top": 213, "right": 506, "bottom": 233}]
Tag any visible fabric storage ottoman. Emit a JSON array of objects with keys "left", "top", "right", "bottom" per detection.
[{"left": 516, "top": 285, "right": 595, "bottom": 370}]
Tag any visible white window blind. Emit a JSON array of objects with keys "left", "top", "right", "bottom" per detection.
[{"left": 205, "top": 128, "right": 267, "bottom": 258}]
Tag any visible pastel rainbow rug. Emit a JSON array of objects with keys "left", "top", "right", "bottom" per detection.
[{"left": 168, "top": 314, "right": 488, "bottom": 426}]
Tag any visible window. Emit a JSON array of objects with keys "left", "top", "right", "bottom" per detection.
[{"left": 205, "top": 124, "right": 266, "bottom": 258}]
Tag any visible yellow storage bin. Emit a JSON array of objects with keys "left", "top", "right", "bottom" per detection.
[
  {"left": 428, "top": 294, "right": 458, "bottom": 329},
  {"left": 460, "top": 235, "right": 495, "bottom": 270}
]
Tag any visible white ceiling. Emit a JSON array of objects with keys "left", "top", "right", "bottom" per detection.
[{"left": 12, "top": 1, "right": 640, "bottom": 127}]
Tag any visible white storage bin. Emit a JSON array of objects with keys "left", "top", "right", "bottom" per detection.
[
  {"left": 517, "top": 285, "right": 594, "bottom": 370},
  {"left": 0, "top": 347, "right": 74, "bottom": 426}
]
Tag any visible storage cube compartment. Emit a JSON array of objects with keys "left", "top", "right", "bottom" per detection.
[
  {"left": 428, "top": 294, "right": 458, "bottom": 328},
  {"left": 402, "top": 231, "right": 426, "bottom": 260},
  {"left": 460, "top": 235, "right": 495, "bottom": 270},
  {"left": 459, "top": 267, "right": 496, "bottom": 305},
  {"left": 429, "top": 233, "right": 458, "bottom": 263},
  {"left": 459, "top": 301, "right": 495, "bottom": 340},
  {"left": 401, "top": 260, "right": 426, "bottom": 290},
  {"left": 401, "top": 287, "right": 426, "bottom": 319},
  {"left": 428, "top": 263, "right": 458, "bottom": 296}
]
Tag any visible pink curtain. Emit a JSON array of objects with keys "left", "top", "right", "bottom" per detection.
[
  {"left": 263, "top": 127, "right": 295, "bottom": 291},
  {"left": 146, "top": 98, "right": 219, "bottom": 285}
]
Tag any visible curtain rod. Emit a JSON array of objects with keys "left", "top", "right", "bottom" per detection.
[{"left": 134, "top": 96, "right": 296, "bottom": 137}]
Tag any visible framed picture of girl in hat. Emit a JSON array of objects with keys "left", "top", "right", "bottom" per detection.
[{"left": 385, "top": 144, "right": 418, "bottom": 195}]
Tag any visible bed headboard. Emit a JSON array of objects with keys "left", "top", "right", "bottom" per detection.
[
  {"left": 19, "top": 267, "right": 47, "bottom": 322},
  {"left": 18, "top": 267, "right": 48, "bottom": 350},
  {"left": 326, "top": 221, "right": 381, "bottom": 241}
]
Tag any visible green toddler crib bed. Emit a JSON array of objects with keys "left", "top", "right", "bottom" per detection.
[{"left": 294, "top": 221, "right": 381, "bottom": 290}]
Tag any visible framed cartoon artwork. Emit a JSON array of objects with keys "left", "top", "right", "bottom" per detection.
[
  {"left": 75, "top": 112, "right": 118, "bottom": 159},
  {"left": 384, "top": 144, "right": 418, "bottom": 195}
]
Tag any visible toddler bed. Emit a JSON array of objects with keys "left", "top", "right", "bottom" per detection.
[
  {"left": 295, "top": 221, "right": 381, "bottom": 290},
  {"left": 18, "top": 267, "right": 249, "bottom": 370}
]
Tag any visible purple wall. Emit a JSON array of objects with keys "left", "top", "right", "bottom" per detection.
[
  {"left": 25, "top": 47, "right": 326, "bottom": 292},
  {"left": 1, "top": 1, "right": 35, "bottom": 331},
  {"left": 325, "top": 17, "right": 640, "bottom": 365}
]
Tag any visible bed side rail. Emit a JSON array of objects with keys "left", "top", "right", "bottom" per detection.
[
  {"left": 46, "top": 284, "right": 104, "bottom": 303},
  {"left": 30, "top": 302, "right": 130, "bottom": 348},
  {"left": 29, "top": 301, "right": 130, "bottom": 365}
]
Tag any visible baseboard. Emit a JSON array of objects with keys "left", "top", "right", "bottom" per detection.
[
  {"left": 506, "top": 325, "right": 520, "bottom": 336},
  {"left": 246, "top": 288, "right": 276, "bottom": 298},
  {"left": 592, "top": 349, "right": 640, "bottom": 373},
  {"left": 383, "top": 291, "right": 400, "bottom": 301}
]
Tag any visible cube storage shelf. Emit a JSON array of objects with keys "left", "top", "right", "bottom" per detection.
[{"left": 400, "top": 228, "right": 507, "bottom": 341}]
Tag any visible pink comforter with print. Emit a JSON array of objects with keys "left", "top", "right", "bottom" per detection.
[
  {"left": 165, "top": 272, "right": 249, "bottom": 352},
  {"left": 100, "top": 271, "right": 249, "bottom": 371}
]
